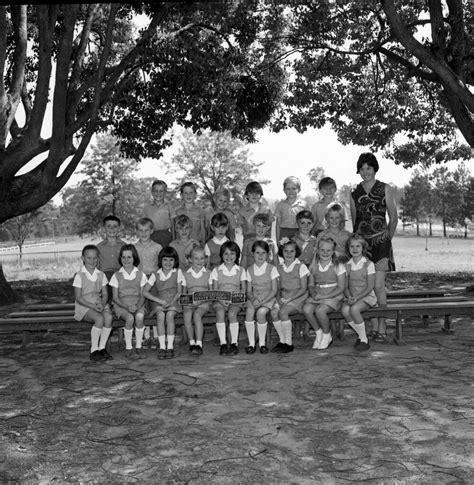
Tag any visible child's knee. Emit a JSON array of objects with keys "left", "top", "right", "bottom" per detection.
[{"left": 303, "top": 303, "right": 313, "bottom": 316}]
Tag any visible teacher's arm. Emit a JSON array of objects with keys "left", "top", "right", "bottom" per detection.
[
  {"left": 349, "top": 196, "right": 356, "bottom": 232},
  {"left": 385, "top": 184, "right": 398, "bottom": 239}
]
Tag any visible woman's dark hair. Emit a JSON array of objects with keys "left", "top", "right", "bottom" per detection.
[
  {"left": 158, "top": 246, "right": 179, "bottom": 269},
  {"left": 356, "top": 152, "right": 379, "bottom": 174},
  {"left": 118, "top": 244, "right": 140, "bottom": 267},
  {"left": 219, "top": 240, "right": 241, "bottom": 265}
]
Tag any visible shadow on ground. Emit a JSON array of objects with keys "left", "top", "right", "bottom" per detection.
[{"left": 0, "top": 312, "right": 473, "bottom": 484}]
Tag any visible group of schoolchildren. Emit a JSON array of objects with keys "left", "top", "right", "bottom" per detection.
[{"left": 74, "top": 176, "right": 378, "bottom": 362}]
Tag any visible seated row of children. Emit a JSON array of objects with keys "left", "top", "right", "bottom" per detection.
[
  {"left": 141, "top": 176, "right": 345, "bottom": 249},
  {"left": 75, "top": 217, "right": 376, "bottom": 362}
]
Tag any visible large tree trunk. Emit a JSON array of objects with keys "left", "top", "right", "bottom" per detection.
[{"left": 0, "top": 263, "right": 21, "bottom": 305}]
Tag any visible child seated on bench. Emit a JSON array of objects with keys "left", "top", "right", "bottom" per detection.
[
  {"left": 109, "top": 244, "right": 148, "bottom": 360},
  {"left": 73, "top": 244, "right": 113, "bottom": 362},
  {"left": 341, "top": 234, "right": 377, "bottom": 351}
]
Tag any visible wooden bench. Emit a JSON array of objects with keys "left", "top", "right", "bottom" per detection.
[{"left": 1, "top": 296, "right": 473, "bottom": 347}]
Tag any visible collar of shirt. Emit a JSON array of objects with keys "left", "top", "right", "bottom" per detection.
[
  {"left": 119, "top": 266, "right": 140, "bottom": 280},
  {"left": 157, "top": 268, "right": 176, "bottom": 281},
  {"left": 252, "top": 261, "right": 268, "bottom": 276},
  {"left": 318, "top": 261, "right": 334, "bottom": 272},
  {"left": 212, "top": 236, "right": 229, "bottom": 245},
  {"left": 347, "top": 256, "right": 368, "bottom": 270},
  {"left": 286, "top": 198, "right": 304, "bottom": 207},
  {"left": 80, "top": 266, "right": 101, "bottom": 282},
  {"left": 281, "top": 259, "right": 300, "bottom": 273},
  {"left": 218, "top": 263, "right": 240, "bottom": 276},
  {"left": 135, "top": 239, "right": 155, "bottom": 248},
  {"left": 187, "top": 267, "right": 207, "bottom": 278}
]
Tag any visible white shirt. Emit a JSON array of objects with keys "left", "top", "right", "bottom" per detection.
[
  {"left": 280, "top": 259, "right": 310, "bottom": 277},
  {"left": 73, "top": 267, "right": 108, "bottom": 287},
  {"left": 210, "top": 264, "right": 247, "bottom": 282},
  {"left": 317, "top": 261, "right": 346, "bottom": 276},
  {"left": 204, "top": 236, "right": 229, "bottom": 256},
  {"left": 247, "top": 262, "right": 279, "bottom": 280},
  {"left": 147, "top": 268, "right": 185, "bottom": 286},
  {"left": 347, "top": 256, "right": 375, "bottom": 275},
  {"left": 109, "top": 267, "right": 148, "bottom": 288}
]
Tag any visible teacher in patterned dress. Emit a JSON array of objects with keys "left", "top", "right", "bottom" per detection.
[{"left": 350, "top": 152, "right": 398, "bottom": 344}]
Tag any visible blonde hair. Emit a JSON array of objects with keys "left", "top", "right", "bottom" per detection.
[
  {"left": 325, "top": 203, "right": 346, "bottom": 230},
  {"left": 283, "top": 176, "right": 301, "bottom": 191}
]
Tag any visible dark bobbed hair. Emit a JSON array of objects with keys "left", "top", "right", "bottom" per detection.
[
  {"left": 253, "top": 212, "right": 272, "bottom": 226},
  {"left": 277, "top": 239, "right": 301, "bottom": 259},
  {"left": 244, "top": 181, "right": 263, "bottom": 197},
  {"left": 356, "top": 152, "right": 379, "bottom": 173},
  {"left": 82, "top": 244, "right": 99, "bottom": 257},
  {"left": 158, "top": 246, "right": 180, "bottom": 269},
  {"left": 210, "top": 212, "right": 229, "bottom": 228},
  {"left": 180, "top": 181, "right": 197, "bottom": 194},
  {"left": 318, "top": 176, "right": 337, "bottom": 190},
  {"left": 296, "top": 209, "right": 314, "bottom": 222},
  {"left": 251, "top": 239, "right": 270, "bottom": 254},
  {"left": 219, "top": 240, "right": 241, "bottom": 265},
  {"left": 118, "top": 244, "right": 140, "bottom": 267}
]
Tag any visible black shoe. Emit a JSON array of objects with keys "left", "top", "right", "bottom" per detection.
[
  {"left": 165, "top": 349, "right": 175, "bottom": 359},
  {"left": 100, "top": 349, "right": 113, "bottom": 360},
  {"left": 260, "top": 346, "right": 269, "bottom": 354},
  {"left": 229, "top": 343, "right": 239, "bottom": 355},
  {"left": 353, "top": 338, "right": 361, "bottom": 348},
  {"left": 271, "top": 342, "right": 285, "bottom": 353},
  {"left": 220, "top": 344, "right": 229, "bottom": 356},
  {"left": 90, "top": 350, "right": 104, "bottom": 362},
  {"left": 355, "top": 340, "right": 370, "bottom": 351},
  {"left": 245, "top": 345, "right": 255, "bottom": 354},
  {"left": 189, "top": 345, "right": 196, "bottom": 353},
  {"left": 282, "top": 344, "right": 294, "bottom": 353},
  {"left": 193, "top": 345, "right": 203, "bottom": 356}
]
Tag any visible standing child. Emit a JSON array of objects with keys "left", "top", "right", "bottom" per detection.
[
  {"left": 241, "top": 213, "right": 279, "bottom": 269},
  {"left": 109, "top": 244, "right": 148, "bottom": 360},
  {"left": 135, "top": 217, "right": 163, "bottom": 349},
  {"left": 274, "top": 176, "right": 308, "bottom": 242},
  {"left": 316, "top": 204, "right": 351, "bottom": 259},
  {"left": 205, "top": 188, "right": 237, "bottom": 241},
  {"left": 244, "top": 240, "right": 279, "bottom": 354},
  {"left": 311, "top": 177, "right": 347, "bottom": 236},
  {"left": 237, "top": 181, "right": 273, "bottom": 243},
  {"left": 73, "top": 245, "right": 113, "bottom": 362},
  {"left": 143, "top": 179, "right": 175, "bottom": 247},
  {"left": 204, "top": 213, "right": 230, "bottom": 270},
  {"left": 169, "top": 214, "right": 200, "bottom": 272},
  {"left": 97, "top": 215, "right": 126, "bottom": 284},
  {"left": 271, "top": 239, "right": 309, "bottom": 353},
  {"left": 182, "top": 246, "right": 212, "bottom": 356},
  {"left": 291, "top": 210, "right": 318, "bottom": 268},
  {"left": 143, "top": 247, "right": 185, "bottom": 360},
  {"left": 173, "top": 182, "right": 206, "bottom": 245},
  {"left": 210, "top": 241, "right": 247, "bottom": 356},
  {"left": 303, "top": 236, "right": 346, "bottom": 350},
  {"left": 341, "top": 234, "right": 377, "bottom": 351}
]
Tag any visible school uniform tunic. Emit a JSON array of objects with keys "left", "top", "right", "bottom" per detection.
[
  {"left": 241, "top": 236, "right": 278, "bottom": 268},
  {"left": 204, "top": 236, "right": 229, "bottom": 269},
  {"left": 109, "top": 267, "right": 148, "bottom": 314},
  {"left": 247, "top": 262, "right": 279, "bottom": 309},
  {"left": 309, "top": 260, "right": 345, "bottom": 310},
  {"left": 292, "top": 234, "right": 318, "bottom": 267},
  {"left": 147, "top": 268, "right": 185, "bottom": 312},
  {"left": 316, "top": 229, "right": 351, "bottom": 260},
  {"left": 345, "top": 257, "right": 377, "bottom": 307},
  {"left": 182, "top": 267, "right": 211, "bottom": 308},
  {"left": 73, "top": 267, "right": 109, "bottom": 321},
  {"left": 277, "top": 259, "right": 309, "bottom": 312}
]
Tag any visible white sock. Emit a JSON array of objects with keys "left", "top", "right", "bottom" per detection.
[
  {"left": 282, "top": 319, "right": 293, "bottom": 345},
  {"left": 98, "top": 327, "right": 111, "bottom": 350},
  {"left": 124, "top": 328, "right": 133, "bottom": 350},
  {"left": 153, "top": 326, "right": 158, "bottom": 338},
  {"left": 229, "top": 322, "right": 239, "bottom": 345},
  {"left": 313, "top": 329, "right": 323, "bottom": 349},
  {"left": 245, "top": 321, "right": 255, "bottom": 347},
  {"left": 144, "top": 326, "right": 150, "bottom": 339},
  {"left": 167, "top": 335, "right": 175, "bottom": 349},
  {"left": 135, "top": 327, "right": 145, "bottom": 348},
  {"left": 158, "top": 335, "right": 166, "bottom": 349},
  {"left": 257, "top": 323, "right": 267, "bottom": 347},
  {"left": 349, "top": 321, "right": 368, "bottom": 343},
  {"left": 273, "top": 320, "right": 284, "bottom": 342},
  {"left": 196, "top": 340, "right": 202, "bottom": 347},
  {"left": 216, "top": 322, "right": 227, "bottom": 345},
  {"left": 90, "top": 326, "right": 101, "bottom": 352},
  {"left": 189, "top": 339, "right": 196, "bottom": 346}
]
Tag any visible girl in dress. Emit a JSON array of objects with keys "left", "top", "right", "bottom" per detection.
[
  {"left": 109, "top": 244, "right": 148, "bottom": 359},
  {"left": 143, "top": 246, "right": 185, "bottom": 359},
  {"left": 271, "top": 239, "right": 309, "bottom": 353},
  {"left": 303, "top": 236, "right": 346, "bottom": 350},
  {"left": 316, "top": 203, "right": 351, "bottom": 260},
  {"left": 341, "top": 234, "right": 377, "bottom": 351},
  {"left": 210, "top": 241, "right": 247, "bottom": 356},
  {"left": 244, "top": 240, "right": 279, "bottom": 354},
  {"left": 73, "top": 244, "right": 113, "bottom": 362}
]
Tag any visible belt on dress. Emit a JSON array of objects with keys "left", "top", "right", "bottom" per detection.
[{"left": 316, "top": 283, "right": 337, "bottom": 288}]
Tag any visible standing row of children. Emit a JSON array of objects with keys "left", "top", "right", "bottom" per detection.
[{"left": 74, "top": 176, "right": 377, "bottom": 362}]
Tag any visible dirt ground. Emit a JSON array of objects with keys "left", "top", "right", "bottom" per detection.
[{"left": 0, "top": 274, "right": 473, "bottom": 484}]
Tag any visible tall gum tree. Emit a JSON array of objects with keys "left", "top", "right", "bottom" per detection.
[{"left": 0, "top": 3, "right": 285, "bottom": 303}]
